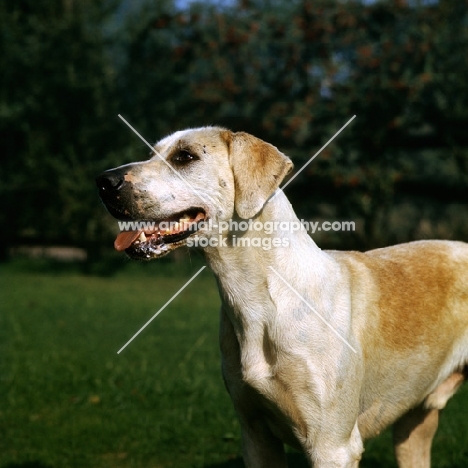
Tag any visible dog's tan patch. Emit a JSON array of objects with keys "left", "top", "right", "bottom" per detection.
[
  {"left": 340, "top": 243, "right": 456, "bottom": 353},
  {"left": 372, "top": 245, "right": 454, "bottom": 352}
]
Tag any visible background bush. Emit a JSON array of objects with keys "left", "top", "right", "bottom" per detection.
[{"left": 2, "top": 0, "right": 468, "bottom": 260}]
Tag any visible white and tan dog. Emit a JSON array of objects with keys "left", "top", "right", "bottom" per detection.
[{"left": 96, "top": 127, "right": 468, "bottom": 468}]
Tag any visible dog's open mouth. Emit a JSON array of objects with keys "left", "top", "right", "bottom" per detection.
[{"left": 114, "top": 209, "right": 206, "bottom": 259}]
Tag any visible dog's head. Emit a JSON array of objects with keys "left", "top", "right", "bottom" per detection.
[{"left": 96, "top": 127, "right": 292, "bottom": 259}]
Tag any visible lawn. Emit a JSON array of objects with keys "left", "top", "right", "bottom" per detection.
[{"left": 1, "top": 258, "right": 467, "bottom": 468}]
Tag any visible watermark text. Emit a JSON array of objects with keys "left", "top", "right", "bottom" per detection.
[{"left": 117, "top": 218, "right": 355, "bottom": 235}]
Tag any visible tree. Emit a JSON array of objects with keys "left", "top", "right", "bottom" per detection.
[
  {"left": 0, "top": 0, "right": 125, "bottom": 260},
  {"left": 2, "top": 0, "right": 468, "bottom": 259}
]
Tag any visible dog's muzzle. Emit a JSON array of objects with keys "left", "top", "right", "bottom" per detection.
[
  {"left": 96, "top": 167, "right": 206, "bottom": 259},
  {"left": 95, "top": 166, "right": 136, "bottom": 220}
]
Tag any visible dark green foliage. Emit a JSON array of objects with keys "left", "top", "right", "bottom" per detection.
[
  {"left": 0, "top": 0, "right": 125, "bottom": 259},
  {"left": 2, "top": 0, "right": 468, "bottom": 258}
]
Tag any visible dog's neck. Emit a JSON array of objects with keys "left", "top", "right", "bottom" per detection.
[{"left": 202, "top": 189, "right": 339, "bottom": 342}]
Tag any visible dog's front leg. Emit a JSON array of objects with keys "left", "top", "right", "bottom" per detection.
[
  {"left": 219, "top": 309, "right": 288, "bottom": 467},
  {"left": 225, "top": 376, "right": 289, "bottom": 467},
  {"left": 240, "top": 409, "right": 362, "bottom": 468},
  {"left": 305, "top": 422, "right": 363, "bottom": 468},
  {"left": 239, "top": 417, "right": 288, "bottom": 468}
]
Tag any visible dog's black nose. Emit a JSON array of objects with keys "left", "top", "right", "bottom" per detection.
[{"left": 96, "top": 169, "right": 126, "bottom": 192}]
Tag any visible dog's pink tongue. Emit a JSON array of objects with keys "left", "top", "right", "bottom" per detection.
[{"left": 114, "top": 230, "right": 141, "bottom": 252}]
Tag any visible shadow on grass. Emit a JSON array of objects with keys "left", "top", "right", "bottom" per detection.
[
  {"left": 2, "top": 462, "right": 53, "bottom": 468},
  {"left": 205, "top": 453, "right": 413, "bottom": 468},
  {"left": 206, "top": 452, "right": 309, "bottom": 467}
]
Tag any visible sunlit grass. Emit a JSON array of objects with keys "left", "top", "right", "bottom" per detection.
[{"left": 1, "top": 259, "right": 467, "bottom": 468}]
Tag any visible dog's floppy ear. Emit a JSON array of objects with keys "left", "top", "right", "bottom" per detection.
[{"left": 223, "top": 131, "right": 293, "bottom": 219}]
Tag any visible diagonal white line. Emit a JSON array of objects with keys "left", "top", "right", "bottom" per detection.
[
  {"left": 118, "top": 114, "right": 209, "bottom": 204},
  {"left": 270, "top": 115, "right": 356, "bottom": 202},
  {"left": 269, "top": 266, "right": 357, "bottom": 353},
  {"left": 117, "top": 266, "right": 206, "bottom": 354},
  {"left": 118, "top": 113, "right": 158, "bottom": 153}
]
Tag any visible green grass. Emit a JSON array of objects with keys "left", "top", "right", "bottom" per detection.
[{"left": 1, "top": 259, "right": 467, "bottom": 468}]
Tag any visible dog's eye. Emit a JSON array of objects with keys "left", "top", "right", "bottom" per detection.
[{"left": 172, "top": 151, "right": 198, "bottom": 164}]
